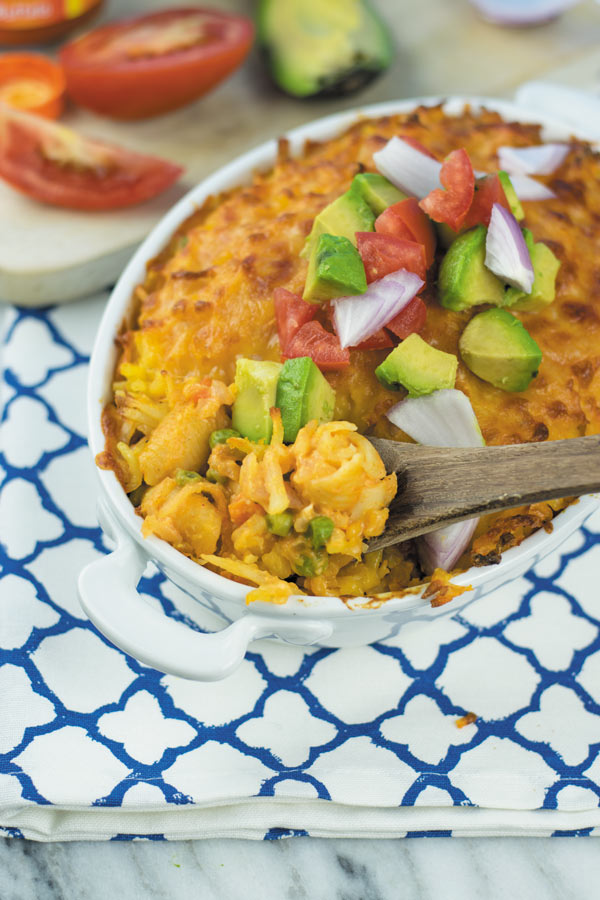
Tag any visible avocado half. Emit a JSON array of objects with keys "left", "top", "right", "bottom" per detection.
[{"left": 257, "top": 0, "right": 394, "bottom": 98}]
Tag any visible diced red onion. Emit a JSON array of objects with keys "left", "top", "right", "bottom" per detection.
[
  {"left": 485, "top": 203, "right": 534, "bottom": 292},
  {"left": 508, "top": 173, "right": 556, "bottom": 201},
  {"left": 373, "top": 137, "right": 442, "bottom": 199},
  {"left": 332, "top": 269, "right": 423, "bottom": 349},
  {"left": 470, "top": 0, "right": 577, "bottom": 26},
  {"left": 498, "top": 143, "right": 569, "bottom": 175},
  {"left": 386, "top": 389, "right": 484, "bottom": 573}
]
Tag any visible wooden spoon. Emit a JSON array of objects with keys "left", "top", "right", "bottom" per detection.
[{"left": 367, "top": 434, "right": 600, "bottom": 551}]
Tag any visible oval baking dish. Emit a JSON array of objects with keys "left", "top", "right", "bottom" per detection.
[{"left": 79, "top": 96, "right": 599, "bottom": 681}]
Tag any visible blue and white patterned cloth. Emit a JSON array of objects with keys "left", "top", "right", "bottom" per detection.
[{"left": 1, "top": 296, "right": 600, "bottom": 841}]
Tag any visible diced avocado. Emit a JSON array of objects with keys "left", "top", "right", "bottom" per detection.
[
  {"left": 459, "top": 308, "right": 542, "bottom": 392},
  {"left": 266, "top": 512, "right": 294, "bottom": 536},
  {"left": 276, "top": 356, "right": 336, "bottom": 442},
  {"left": 438, "top": 225, "right": 505, "bottom": 311},
  {"left": 302, "top": 186, "right": 375, "bottom": 259},
  {"left": 209, "top": 428, "right": 240, "bottom": 449},
  {"left": 231, "top": 359, "right": 283, "bottom": 443},
  {"left": 350, "top": 172, "right": 407, "bottom": 216},
  {"left": 375, "top": 333, "right": 458, "bottom": 396},
  {"left": 308, "top": 516, "right": 334, "bottom": 550},
  {"left": 504, "top": 231, "right": 560, "bottom": 312},
  {"left": 498, "top": 171, "right": 525, "bottom": 221},
  {"left": 257, "top": 0, "right": 393, "bottom": 99},
  {"left": 435, "top": 221, "right": 459, "bottom": 249},
  {"left": 303, "top": 233, "right": 367, "bottom": 303}
]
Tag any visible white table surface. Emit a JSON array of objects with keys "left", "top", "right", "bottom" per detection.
[{"left": 3, "top": 0, "right": 600, "bottom": 892}]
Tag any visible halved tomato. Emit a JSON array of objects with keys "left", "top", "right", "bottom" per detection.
[
  {"left": 273, "top": 287, "right": 315, "bottom": 352},
  {"left": 284, "top": 321, "right": 350, "bottom": 371},
  {"left": 0, "top": 106, "right": 183, "bottom": 210},
  {"left": 357, "top": 232, "right": 426, "bottom": 283},
  {"left": 462, "top": 173, "right": 510, "bottom": 228},
  {"left": 60, "top": 8, "right": 254, "bottom": 120},
  {"left": 386, "top": 296, "right": 427, "bottom": 339},
  {"left": 419, "top": 148, "right": 475, "bottom": 232},
  {"left": 375, "top": 198, "right": 437, "bottom": 268},
  {"left": 0, "top": 54, "right": 65, "bottom": 119}
]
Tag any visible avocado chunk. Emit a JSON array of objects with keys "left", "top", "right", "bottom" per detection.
[
  {"left": 232, "top": 359, "right": 283, "bottom": 443},
  {"left": 303, "top": 233, "right": 367, "bottom": 303},
  {"left": 498, "top": 171, "right": 525, "bottom": 221},
  {"left": 257, "top": 0, "right": 393, "bottom": 99},
  {"left": 459, "top": 308, "right": 542, "bottom": 392},
  {"left": 375, "top": 333, "right": 458, "bottom": 396},
  {"left": 503, "top": 230, "right": 560, "bottom": 312},
  {"left": 302, "top": 186, "right": 375, "bottom": 259},
  {"left": 439, "top": 225, "right": 505, "bottom": 311},
  {"left": 276, "top": 356, "right": 336, "bottom": 442},
  {"left": 351, "top": 172, "right": 407, "bottom": 216}
]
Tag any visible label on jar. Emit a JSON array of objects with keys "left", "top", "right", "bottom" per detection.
[{"left": 0, "top": 0, "right": 98, "bottom": 29}]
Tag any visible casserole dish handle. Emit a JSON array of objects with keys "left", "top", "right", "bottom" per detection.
[{"left": 78, "top": 504, "right": 333, "bottom": 682}]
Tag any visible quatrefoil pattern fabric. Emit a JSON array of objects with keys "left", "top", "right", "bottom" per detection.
[{"left": 1, "top": 298, "right": 600, "bottom": 841}]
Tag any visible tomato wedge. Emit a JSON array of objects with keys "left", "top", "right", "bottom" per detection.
[
  {"left": 419, "top": 148, "right": 475, "bottom": 232},
  {"left": 357, "top": 232, "right": 426, "bottom": 283},
  {"left": 0, "top": 106, "right": 183, "bottom": 210},
  {"left": 0, "top": 54, "right": 65, "bottom": 119},
  {"left": 462, "top": 173, "right": 511, "bottom": 228},
  {"left": 386, "top": 296, "right": 427, "bottom": 339},
  {"left": 60, "top": 8, "right": 254, "bottom": 120},
  {"left": 284, "top": 321, "right": 350, "bottom": 371},
  {"left": 375, "top": 198, "right": 437, "bottom": 268},
  {"left": 274, "top": 287, "right": 315, "bottom": 351}
]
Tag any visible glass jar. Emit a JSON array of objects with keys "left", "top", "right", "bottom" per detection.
[{"left": 0, "top": 1, "right": 103, "bottom": 46}]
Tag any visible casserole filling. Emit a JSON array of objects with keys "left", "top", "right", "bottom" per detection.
[{"left": 100, "top": 104, "right": 599, "bottom": 604}]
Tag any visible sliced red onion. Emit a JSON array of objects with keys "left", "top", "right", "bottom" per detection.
[
  {"left": 386, "top": 389, "right": 484, "bottom": 573},
  {"left": 508, "top": 173, "right": 556, "bottom": 201},
  {"left": 373, "top": 137, "right": 442, "bottom": 199},
  {"left": 498, "top": 143, "right": 569, "bottom": 175},
  {"left": 333, "top": 269, "right": 423, "bottom": 349},
  {"left": 485, "top": 203, "right": 534, "bottom": 292},
  {"left": 470, "top": 0, "right": 577, "bottom": 26}
]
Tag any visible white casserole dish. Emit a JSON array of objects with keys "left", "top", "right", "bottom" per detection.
[{"left": 78, "top": 96, "right": 599, "bottom": 681}]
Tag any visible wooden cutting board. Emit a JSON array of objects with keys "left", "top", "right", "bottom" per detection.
[{"left": 3, "top": 0, "right": 600, "bottom": 307}]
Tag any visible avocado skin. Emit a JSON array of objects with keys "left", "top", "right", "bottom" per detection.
[
  {"left": 276, "top": 356, "right": 336, "bottom": 442},
  {"left": 304, "top": 233, "right": 367, "bottom": 303},
  {"left": 459, "top": 308, "right": 542, "bottom": 393},
  {"left": 375, "top": 333, "right": 458, "bottom": 397},
  {"left": 257, "top": 0, "right": 393, "bottom": 99},
  {"left": 439, "top": 225, "right": 505, "bottom": 312}
]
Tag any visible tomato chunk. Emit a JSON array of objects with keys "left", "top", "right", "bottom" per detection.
[
  {"left": 284, "top": 321, "right": 350, "bottom": 371},
  {"left": 356, "top": 329, "right": 395, "bottom": 350},
  {"left": 399, "top": 135, "right": 438, "bottom": 159},
  {"left": 419, "top": 148, "right": 475, "bottom": 231},
  {"left": 386, "top": 296, "right": 427, "bottom": 339},
  {"left": 60, "top": 8, "right": 254, "bottom": 120},
  {"left": 375, "top": 198, "right": 437, "bottom": 268},
  {"left": 274, "top": 287, "right": 315, "bottom": 352},
  {"left": 462, "top": 173, "right": 510, "bottom": 228},
  {"left": 357, "top": 232, "right": 426, "bottom": 283},
  {"left": 0, "top": 106, "right": 182, "bottom": 210}
]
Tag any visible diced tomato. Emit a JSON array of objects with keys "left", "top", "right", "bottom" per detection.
[
  {"left": 386, "top": 296, "right": 427, "bottom": 339},
  {"left": 357, "top": 232, "right": 426, "bottom": 283},
  {"left": 375, "top": 198, "right": 437, "bottom": 268},
  {"left": 60, "top": 9, "right": 254, "bottom": 120},
  {"left": 0, "top": 105, "right": 182, "bottom": 210},
  {"left": 419, "top": 148, "right": 475, "bottom": 232},
  {"left": 399, "top": 135, "right": 437, "bottom": 159},
  {"left": 356, "top": 329, "right": 394, "bottom": 350},
  {"left": 284, "top": 320, "right": 350, "bottom": 371},
  {"left": 273, "top": 287, "right": 315, "bottom": 352},
  {"left": 462, "top": 173, "right": 511, "bottom": 228}
]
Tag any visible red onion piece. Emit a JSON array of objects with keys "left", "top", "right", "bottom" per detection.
[
  {"left": 386, "top": 389, "right": 484, "bottom": 573},
  {"left": 373, "top": 137, "right": 442, "bottom": 199},
  {"left": 332, "top": 269, "right": 423, "bottom": 349},
  {"left": 509, "top": 173, "right": 556, "bottom": 201},
  {"left": 498, "top": 143, "right": 569, "bottom": 175},
  {"left": 470, "top": 0, "right": 578, "bottom": 26},
  {"left": 485, "top": 203, "right": 534, "bottom": 292}
]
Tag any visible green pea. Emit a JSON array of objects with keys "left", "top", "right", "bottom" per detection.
[
  {"left": 206, "top": 468, "right": 226, "bottom": 484},
  {"left": 175, "top": 469, "right": 202, "bottom": 486},
  {"left": 266, "top": 512, "right": 294, "bottom": 537},
  {"left": 128, "top": 484, "right": 147, "bottom": 507},
  {"left": 293, "top": 549, "right": 328, "bottom": 578},
  {"left": 209, "top": 428, "right": 241, "bottom": 449},
  {"left": 308, "top": 516, "right": 334, "bottom": 551}
]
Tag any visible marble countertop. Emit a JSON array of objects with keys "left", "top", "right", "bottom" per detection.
[{"left": 4, "top": 0, "right": 600, "bottom": 891}]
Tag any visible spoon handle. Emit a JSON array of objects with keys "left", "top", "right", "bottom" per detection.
[{"left": 368, "top": 434, "right": 600, "bottom": 550}]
